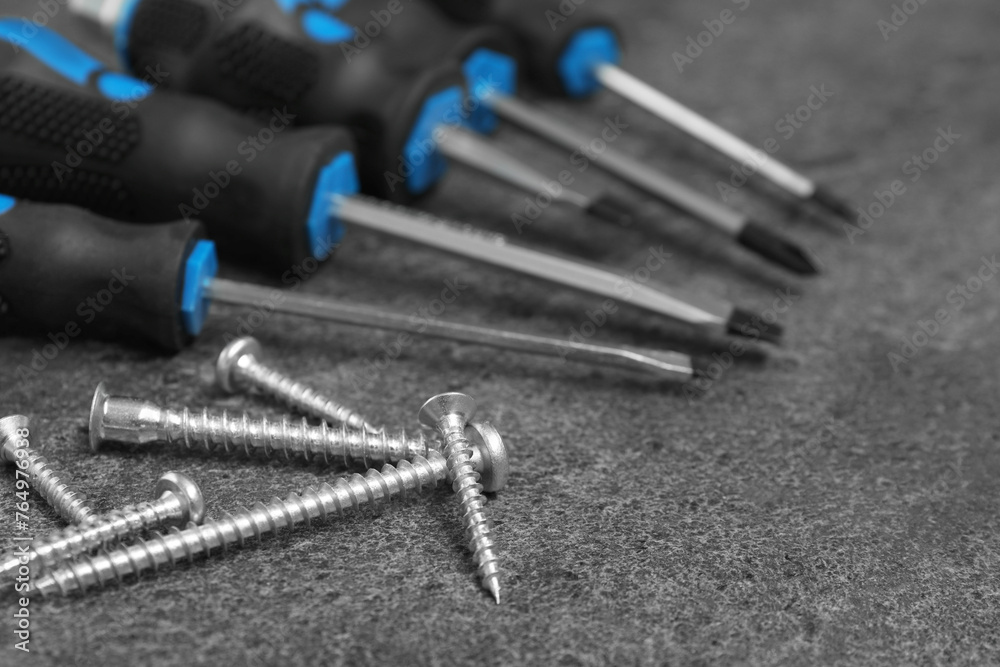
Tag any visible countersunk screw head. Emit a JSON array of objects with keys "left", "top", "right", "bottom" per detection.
[
  {"left": 466, "top": 422, "right": 509, "bottom": 493},
  {"left": 0, "top": 415, "right": 30, "bottom": 463},
  {"left": 418, "top": 393, "right": 477, "bottom": 428},
  {"left": 155, "top": 471, "right": 206, "bottom": 525},
  {"left": 215, "top": 337, "right": 262, "bottom": 393},
  {"left": 88, "top": 382, "right": 110, "bottom": 453}
]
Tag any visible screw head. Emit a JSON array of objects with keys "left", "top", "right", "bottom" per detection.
[
  {"left": 88, "top": 383, "right": 110, "bottom": 453},
  {"left": 215, "top": 337, "right": 262, "bottom": 393},
  {"left": 466, "top": 422, "right": 509, "bottom": 494},
  {"left": 155, "top": 471, "right": 206, "bottom": 525},
  {"left": 418, "top": 393, "right": 477, "bottom": 429},
  {"left": 0, "top": 415, "right": 30, "bottom": 464}
]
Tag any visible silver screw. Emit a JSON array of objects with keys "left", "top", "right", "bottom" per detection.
[
  {"left": 89, "top": 383, "right": 431, "bottom": 468},
  {"left": 31, "top": 424, "right": 509, "bottom": 598},
  {"left": 0, "top": 415, "right": 96, "bottom": 525},
  {"left": 0, "top": 471, "right": 205, "bottom": 582},
  {"left": 419, "top": 393, "right": 502, "bottom": 604},
  {"left": 216, "top": 337, "right": 383, "bottom": 434}
]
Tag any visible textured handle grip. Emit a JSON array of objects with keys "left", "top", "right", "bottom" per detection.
[
  {"left": 0, "top": 25, "right": 358, "bottom": 269},
  {"left": 0, "top": 199, "right": 203, "bottom": 351},
  {"left": 120, "top": 0, "right": 465, "bottom": 200}
]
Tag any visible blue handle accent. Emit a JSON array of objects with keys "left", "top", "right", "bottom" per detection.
[
  {"left": 557, "top": 27, "right": 621, "bottom": 98},
  {"left": 180, "top": 240, "right": 218, "bottom": 336},
  {"left": 0, "top": 194, "right": 15, "bottom": 217},
  {"left": 114, "top": 0, "right": 143, "bottom": 69},
  {"left": 403, "top": 86, "right": 464, "bottom": 195},
  {"left": 462, "top": 49, "right": 518, "bottom": 135},
  {"left": 307, "top": 151, "right": 358, "bottom": 260},
  {"left": 301, "top": 9, "right": 354, "bottom": 43},
  {"left": 0, "top": 20, "right": 151, "bottom": 102}
]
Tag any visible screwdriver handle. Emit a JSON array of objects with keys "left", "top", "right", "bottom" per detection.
[
  {"left": 0, "top": 23, "right": 358, "bottom": 270},
  {"left": 94, "top": 0, "right": 466, "bottom": 199},
  {"left": 439, "top": 0, "right": 622, "bottom": 98},
  {"left": 0, "top": 197, "right": 215, "bottom": 351}
]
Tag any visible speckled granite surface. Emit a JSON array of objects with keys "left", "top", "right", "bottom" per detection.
[{"left": 2, "top": 0, "right": 999, "bottom": 665}]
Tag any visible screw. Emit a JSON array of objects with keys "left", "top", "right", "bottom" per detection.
[
  {"left": 89, "top": 383, "right": 430, "bottom": 468},
  {"left": 0, "top": 415, "right": 96, "bottom": 525},
  {"left": 0, "top": 471, "right": 205, "bottom": 581},
  {"left": 216, "top": 337, "right": 383, "bottom": 434},
  {"left": 31, "top": 424, "right": 509, "bottom": 598},
  {"left": 419, "top": 393, "right": 502, "bottom": 604}
]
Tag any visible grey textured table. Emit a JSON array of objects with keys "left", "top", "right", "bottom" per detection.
[{"left": 2, "top": 0, "right": 999, "bottom": 664}]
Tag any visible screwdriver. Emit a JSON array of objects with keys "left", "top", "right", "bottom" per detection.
[
  {"left": 434, "top": 0, "right": 858, "bottom": 223},
  {"left": 0, "top": 24, "right": 771, "bottom": 340},
  {"left": 68, "top": 0, "right": 819, "bottom": 276},
  {"left": 323, "top": 0, "right": 821, "bottom": 276},
  {"left": 0, "top": 196, "right": 705, "bottom": 381}
]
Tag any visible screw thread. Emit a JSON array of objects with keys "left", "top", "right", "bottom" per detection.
[
  {"left": 32, "top": 452, "right": 449, "bottom": 597},
  {"left": 164, "top": 408, "right": 430, "bottom": 467},
  {"left": 238, "top": 358, "right": 383, "bottom": 433},
  {"left": 441, "top": 425, "right": 501, "bottom": 600},
  {"left": 3, "top": 493, "right": 185, "bottom": 580},
  {"left": 22, "top": 450, "right": 95, "bottom": 525}
]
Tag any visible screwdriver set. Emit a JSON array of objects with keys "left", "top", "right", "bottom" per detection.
[{"left": 0, "top": 0, "right": 855, "bottom": 607}]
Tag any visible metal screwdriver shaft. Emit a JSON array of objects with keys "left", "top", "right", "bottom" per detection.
[
  {"left": 434, "top": 125, "right": 636, "bottom": 228},
  {"left": 0, "top": 416, "right": 96, "bottom": 525},
  {"left": 206, "top": 279, "right": 713, "bottom": 377},
  {"left": 485, "top": 93, "right": 819, "bottom": 275},
  {"left": 32, "top": 432, "right": 510, "bottom": 598},
  {"left": 89, "top": 384, "right": 432, "bottom": 468},
  {"left": 216, "top": 337, "right": 384, "bottom": 434},
  {"left": 329, "top": 195, "right": 779, "bottom": 341},
  {"left": 593, "top": 64, "right": 856, "bottom": 222},
  {"left": 0, "top": 472, "right": 205, "bottom": 581}
]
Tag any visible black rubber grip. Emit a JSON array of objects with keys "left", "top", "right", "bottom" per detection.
[
  {"left": 0, "top": 200, "right": 203, "bottom": 351},
  {"left": 0, "top": 47, "right": 356, "bottom": 270},
  {"left": 122, "top": 0, "right": 466, "bottom": 201},
  {"left": 485, "top": 0, "right": 620, "bottom": 96}
]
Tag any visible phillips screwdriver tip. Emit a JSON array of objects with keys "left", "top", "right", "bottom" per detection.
[
  {"left": 727, "top": 308, "right": 783, "bottom": 346},
  {"left": 736, "top": 221, "right": 820, "bottom": 276}
]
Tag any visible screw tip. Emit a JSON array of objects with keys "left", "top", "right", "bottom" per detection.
[{"left": 488, "top": 578, "right": 501, "bottom": 604}]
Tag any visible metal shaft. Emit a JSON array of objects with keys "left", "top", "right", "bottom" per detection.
[
  {"left": 434, "top": 125, "right": 593, "bottom": 209},
  {"left": 0, "top": 416, "right": 96, "bottom": 525},
  {"left": 216, "top": 338, "right": 383, "bottom": 434},
  {"left": 89, "top": 384, "right": 431, "bottom": 468},
  {"left": 486, "top": 93, "right": 748, "bottom": 236},
  {"left": 594, "top": 63, "right": 817, "bottom": 200},
  {"left": 31, "top": 454, "right": 451, "bottom": 597},
  {"left": 331, "top": 194, "right": 734, "bottom": 330},
  {"left": 0, "top": 472, "right": 205, "bottom": 581},
  {"left": 207, "top": 278, "right": 698, "bottom": 382}
]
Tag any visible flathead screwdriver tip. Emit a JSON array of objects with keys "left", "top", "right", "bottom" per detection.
[
  {"left": 736, "top": 221, "right": 820, "bottom": 276},
  {"left": 809, "top": 186, "right": 858, "bottom": 224},
  {"left": 727, "top": 308, "right": 783, "bottom": 346}
]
